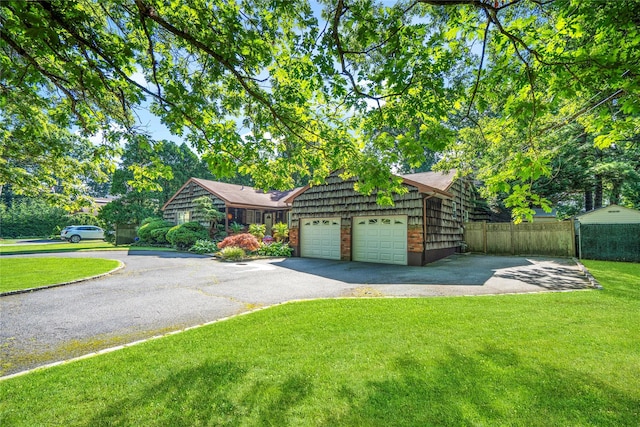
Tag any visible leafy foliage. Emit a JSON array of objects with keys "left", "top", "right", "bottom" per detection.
[
  {"left": 188, "top": 239, "right": 219, "bottom": 255},
  {"left": 137, "top": 217, "right": 173, "bottom": 244},
  {"left": 256, "top": 242, "right": 293, "bottom": 257},
  {"left": 0, "top": 197, "right": 101, "bottom": 238},
  {"left": 229, "top": 222, "right": 245, "bottom": 234},
  {"left": 248, "top": 223, "right": 266, "bottom": 241},
  {"left": 216, "top": 246, "right": 246, "bottom": 262},
  {"left": 110, "top": 140, "right": 218, "bottom": 205},
  {"left": 192, "top": 196, "right": 226, "bottom": 238},
  {"left": 166, "top": 222, "right": 208, "bottom": 250},
  {"left": 2, "top": 1, "right": 638, "bottom": 219},
  {"left": 217, "top": 233, "right": 261, "bottom": 252},
  {"left": 271, "top": 222, "right": 289, "bottom": 243},
  {"left": 97, "top": 194, "right": 159, "bottom": 239}
]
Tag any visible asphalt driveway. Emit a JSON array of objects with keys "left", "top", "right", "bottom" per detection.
[{"left": 0, "top": 251, "right": 596, "bottom": 376}]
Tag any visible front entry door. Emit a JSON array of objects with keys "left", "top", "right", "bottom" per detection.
[{"left": 264, "top": 213, "right": 273, "bottom": 235}]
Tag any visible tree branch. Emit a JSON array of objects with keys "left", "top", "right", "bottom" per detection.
[
  {"left": 466, "top": 17, "right": 491, "bottom": 117},
  {"left": 132, "top": 0, "right": 319, "bottom": 144},
  {"left": 136, "top": 5, "right": 163, "bottom": 103}
]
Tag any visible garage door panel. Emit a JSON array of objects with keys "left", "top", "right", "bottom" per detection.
[
  {"left": 301, "top": 217, "right": 341, "bottom": 260},
  {"left": 353, "top": 215, "right": 408, "bottom": 265},
  {"left": 379, "top": 241, "right": 394, "bottom": 250}
]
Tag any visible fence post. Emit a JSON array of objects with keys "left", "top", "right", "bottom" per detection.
[
  {"left": 577, "top": 220, "right": 582, "bottom": 259},
  {"left": 483, "top": 221, "right": 487, "bottom": 253},
  {"left": 510, "top": 222, "right": 515, "bottom": 255},
  {"left": 570, "top": 219, "right": 577, "bottom": 257}
]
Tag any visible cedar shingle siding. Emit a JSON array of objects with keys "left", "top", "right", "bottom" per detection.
[{"left": 163, "top": 182, "right": 224, "bottom": 225}]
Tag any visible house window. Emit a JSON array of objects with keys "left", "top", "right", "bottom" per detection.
[
  {"left": 452, "top": 201, "right": 458, "bottom": 220},
  {"left": 177, "top": 210, "right": 191, "bottom": 224},
  {"left": 245, "top": 210, "right": 263, "bottom": 224}
]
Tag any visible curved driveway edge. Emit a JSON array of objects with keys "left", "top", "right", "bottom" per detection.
[{"left": 0, "top": 251, "right": 597, "bottom": 377}]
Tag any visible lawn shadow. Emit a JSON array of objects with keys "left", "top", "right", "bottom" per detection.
[
  {"left": 321, "top": 345, "right": 638, "bottom": 426},
  {"left": 272, "top": 255, "right": 536, "bottom": 286},
  {"left": 87, "top": 361, "right": 313, "bottom": 426},
  {"left": 85, "top": 345, "right": 637, "bottom": 425},
  {"left": 88, "top": 361, "right": 246, "bottom": 426},
  {"left": 492, "top": 262, "right": 594, "bottom": 290}
]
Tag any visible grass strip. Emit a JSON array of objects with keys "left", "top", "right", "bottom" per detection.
[
  {"left": 0, "top": 258, "right": 121, "bottom": 293},
  {"left": 0, "top": 239, "right": 23, "bottom": 245},
  {"left": 0, "top": 242, "right": 178, "bottom": 255},
  {"left": 0, "top": 261, "right": 638, "bottom": 426},
  {"left": 0, "top": 241, "right": 119, "bottom": 255}
]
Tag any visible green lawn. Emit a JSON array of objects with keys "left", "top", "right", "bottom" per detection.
[
  {"left": 0, "top": 241, "right": 119, "bottom": 255},
  {"left": 0, "top": 241, "right": 177, "bottom": 255},
  {"left": 1, "top": 261, "right": 638, "bottom": 426},
  {"left": 0, "top": 258, "right": 121, "bottom": 293},
  {"left": 0, "top": 239, "right": 22, "bottom": 245}
]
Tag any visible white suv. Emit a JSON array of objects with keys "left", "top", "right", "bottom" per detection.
[{"left": 60, "top": 225, "right": 105, "bottom": 243}]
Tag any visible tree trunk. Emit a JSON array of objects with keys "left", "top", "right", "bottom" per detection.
[
  {"left": 610, "top": 182, "right": 621, "bottom": 205},
  {"left": 594, "top": 175, "right": 603, "bottom": 209},
  {"left": 584, "top": 190, "right": 593, "bottom": 211}
]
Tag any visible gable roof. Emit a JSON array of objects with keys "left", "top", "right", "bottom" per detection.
[
  {"left": 162, "top": 178, "right": 298, "bottom": 211},
  {"left": 283, "top": 170, "right": 455, "bottom": 204},
  {"left": 400, "top": 170, "right": 457, "bottom": 192},
  {"left": 577, "top": 204, "right": 640, "bottom": 224}
]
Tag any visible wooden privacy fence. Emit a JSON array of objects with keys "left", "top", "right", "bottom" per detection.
[{"left": 464, "top": 221, "right": 576, "bottom": 257}]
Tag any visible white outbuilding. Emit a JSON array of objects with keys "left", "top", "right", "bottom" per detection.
[{"left": 576, "top": 204, "right": 640, "bottom": 224}]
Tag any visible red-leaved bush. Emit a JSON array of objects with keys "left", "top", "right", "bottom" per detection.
[{"left": 217, "top": 233, "right": 261, "bottom": 252}]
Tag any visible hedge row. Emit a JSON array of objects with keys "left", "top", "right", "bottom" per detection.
[{"left": 0, "top": 200, "right": 101, "bottom": 238}]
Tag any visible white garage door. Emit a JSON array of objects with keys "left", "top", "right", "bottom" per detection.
[
  {"left": 300, "top": 217, "right": 341, "bottom": 260},
  {"left": 353, "top": 215, "right": 408, "bottom": 265}
]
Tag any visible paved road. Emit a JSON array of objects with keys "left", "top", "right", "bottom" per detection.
[{"left": 0, "top": 251, "right": 595, "bottom": 376}]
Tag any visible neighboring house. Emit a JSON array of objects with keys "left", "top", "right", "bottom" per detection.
[
  {"left": 162, "top": 178, "right": 297, "bottom": 232},
  {"left": 78, "top": 196, "right": 118, "bottom": 215},
  {"left": 576, "top": 204, "right": 640, "bottom": 224},
  {"left": 530, "top": 207, "right": 559, "bottom": 222},
  {"left": 284, "top": 170, "right": 483, "bottom": 266}
]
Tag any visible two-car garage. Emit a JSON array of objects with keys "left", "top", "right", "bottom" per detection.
[{"left": 299, "top": 215, "right": 408, "bottom": 265}]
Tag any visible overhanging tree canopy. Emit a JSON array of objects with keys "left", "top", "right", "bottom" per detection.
[{"left": 1, "top": 0, "right": 638, "bottom": 218}]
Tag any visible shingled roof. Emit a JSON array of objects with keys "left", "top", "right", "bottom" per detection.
[
  {"left": 283, "top": 170, "right": 455, "bottom": 203},
  {"left": 400, "top": 170, "right": 457, "bottom": 193},
  {"left": 162, "top": 178, "right": 297, "bottom": 210}
]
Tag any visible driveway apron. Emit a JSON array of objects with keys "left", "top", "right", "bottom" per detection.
[{"left": 0, "top": 251, "right": 595, "bottom": 376}]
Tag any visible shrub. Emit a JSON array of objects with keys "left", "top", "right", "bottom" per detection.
[
  {"left": 248, "top": 223, "right": 266, "bottom": 241},
  {"left": 139, "top": 217, "right": 157, "bottom": 227},
  {"left": 256, "top": 242, "right": 293, "bottom": 257},
  {"left": 272, "top": 222, "right": 289, "bottom": 242},
  {"left": 137, "top": 218, "right": 173, "bottom": 243},
  {"left": 216, "top": 246, "right": 245, "bottom": 261},
  {"left": 166, "top": 222, "right": 209, "bottom": 249},
  {"left": 217, "top": 233, "right": 261, "bottom": 252},
  {"left": 149, "top": 226, "right": 173, "bottom": 244},
  {"left": 229, "top": 221, "right": 245, "bottom": 234},
  {"left": 189, "top": 239, "right": 219, "bottom": 254}
]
